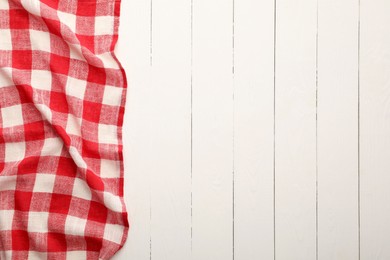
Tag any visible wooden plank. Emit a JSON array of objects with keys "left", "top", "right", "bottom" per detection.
[
  {"left": 113, "top": 0, "right": 152, "bottom": 259},
  {"left": 233, "top": 0, "right": 275, "bottom": 259},
  {"left": 360, "top": 0, "right": 390, "bottom": 258},
  {"left": 317, "top": 0, "right": 359, "bottom": 259},
  {"left": 149, "top": 0, "right": 192, "bottom": 259},
  {"left": 191, "top": 0, "right": 234, "bottom": 259},
  {"left": 274, "top": 0, "right": 317, "bottom": 258}
]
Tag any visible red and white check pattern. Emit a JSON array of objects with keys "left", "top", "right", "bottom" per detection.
[{"left": 0, "top": 0, "right": 129, "bottom": 259}]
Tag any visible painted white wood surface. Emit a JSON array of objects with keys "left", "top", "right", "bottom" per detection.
[
  {"left": 114, "top": 0, "right": 390, "bottom": 259},
  {"left": 148, "top": 0, "right": 192, "bottom": 259},
  {"left": 317, "top": 0, "right": 359, "bottom": 259},
  {"left": 233, "top": 0, "right": 275, "bottom": 259},
  {"left": 360, "top": 0, "right": 390, "bottom": 259},
  {"left": 191, "top": 0, "right": 234, "bottom": 259},
  {"left": 114, "top": 0, "right": 151, "bottom": 259},
  {"left": 274, "top": 0, "right": 317, "bottom": 259}
]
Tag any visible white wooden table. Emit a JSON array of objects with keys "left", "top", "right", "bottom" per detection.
[{"left": 113, "top": 0, "right": 390, "bottom": 259}]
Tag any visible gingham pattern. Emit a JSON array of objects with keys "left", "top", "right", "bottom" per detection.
[{"left": 0, "top": 0, "right": 129, "bottom": 259}]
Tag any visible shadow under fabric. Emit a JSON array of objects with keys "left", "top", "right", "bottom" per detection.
[{"left": 0, "top": 0, "right": 129, "bottom": 259}]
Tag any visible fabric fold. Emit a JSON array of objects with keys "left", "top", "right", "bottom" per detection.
[{"left": 0, "top": 0, "right": 129, "bottom": 259}]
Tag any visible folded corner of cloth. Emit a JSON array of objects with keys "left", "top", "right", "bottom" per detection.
[{"left": 0, "top": 0, "right": 129, "bottom": 259}]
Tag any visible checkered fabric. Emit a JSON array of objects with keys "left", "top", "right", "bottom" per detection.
[{"left": 0, "top": 0, "right": 129, "bottom": 259}]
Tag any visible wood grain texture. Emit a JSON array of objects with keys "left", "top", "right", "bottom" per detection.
[
  {"left": 274, "top": 0, "right": 317, "bottom": 258},
  {"left": 191, "top": 0, "right": 234, "bottom": 259},
  {"left": 233, "top": 0, "right": 275, "bottom": 259},
  {"left": 113, "top": 0, "right": 389, "bottom": 258},
  {"left": 360, "top": 0, "right": 390, "bottom": 258},
  {"left": 113, "top": 0, "right": 152, "bottom": 259},
  {"left": 149, "top": 0, "right": 192, "bottom": 259},
  {"left": 317, "top": 0, "right": 359, "bottom": 259}
]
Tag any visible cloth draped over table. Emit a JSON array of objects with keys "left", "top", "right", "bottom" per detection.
[{"left": 0, "top": 0, "right": 129, "bottom": 259}]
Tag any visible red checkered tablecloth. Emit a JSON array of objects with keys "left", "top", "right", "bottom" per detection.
[{"left": 0, "top": 0, "right": 129, "bottom": 259}]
